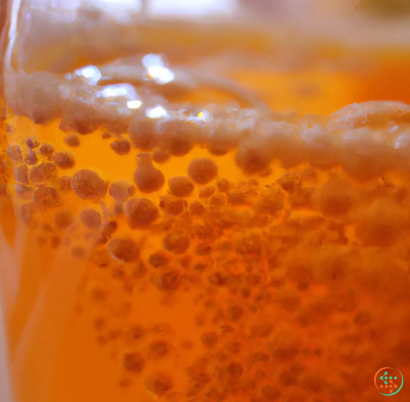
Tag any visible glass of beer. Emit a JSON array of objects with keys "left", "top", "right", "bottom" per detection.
[{"left": 1, "top": 1, "right": 410, "bottom": 401}]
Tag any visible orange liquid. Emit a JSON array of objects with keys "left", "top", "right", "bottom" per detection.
[{"left": 1, "top": 33, "right": 410, "bottom": 402}]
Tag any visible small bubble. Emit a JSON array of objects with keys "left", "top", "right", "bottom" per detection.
[
  {"left": 54, "top": 210, "right": 74, "bottom": 230},
  {"left": 188, "top": 158, "right": 218, "bottom": 185},
  {"left": 199, "top": 186, "right": 215, "bottom": 199},
  {"left": 123, "top": 352, "right": 146, "bottom": 374},
  {"left": 102, "top": 132, "right": 112, "bottom": 139},
  {"left": 163, "top": 232, "right": 190, "bottom": 254},
  {"left": 227, "top": 305, "right": 244, "bottom": 322},
  {"left": 126, "top": 198, "right": 159, "bottom": 229},
  {"left": 71, "top": 169, "right": 107, "bottom": 200},
  {"left": 7, "top": 144, "right": 23, "bottom": 163},
  {"left": 227, "top": 362, "right": 243, "bottom": 379},
  {"left": 189, "top": 201, "right": 205, "bottom": 216},
  {"left": 108, "top": 238, "right": 139, "bottom": 263},
  {"left": 168, "top": 176, "right": 195, "bottom": 198},
  {"left": 25, "top": 150, "right": 38, "bottom": 166},
  {"left": 14, "top": 165, "right": 29, "bottom": 184},
  {"left": 33, "top": 187, "right": 59, "bottom": 208},
  {"left": 144, "top": 372, "right": 174, "bottom": 399},
  {"left": 158, "top": 270, "right": 181, "bottom": 291},
  {"left": 90, "top": 248, "right": 111, "bottom": 267},
  {"left": 51, "top": 236, "right": 61, "bottom": 249},
  {"left": 51, "top": 151, "right": 75, "bottom": 169},
  {"left": 38, "top": 143, "right": 54, "bottom": 158},
  {"left": 134, "top": 154, "right": 164, "bottom": 193},
  {"left": 149, "top": 252, "right": 169, "bottom": 268},
  {"left": 109, "top": 180, "right": 132, "bottom": 203},
  {"left": 71, "top": 246, "right": 86, "bottom": 258},
  {"left": 111, "top": 139, "right": 131, "bottom": 155},
  {"left": 160, "top": 196, "right": 186, "bottom": 216},
  {"left": 153, "top": 149, "right": 170, "bottom": 164},
  {"left": 149, "top": 341, "right": 171, "bottom": 360},
  {"left": 201, "top": 332, "right": 218, "bottom": 349},
  {"left": 26, "top": 137, "right": 40, "bottom": 149},
  {"left": 129, "top": 119, "right": 158, "bottom": 150},
  {"left": 80, "top": 208, "right": 102, "bottom": 230},
  {"left": 64, "top": 134, "right": 80, "bottom": 147}
]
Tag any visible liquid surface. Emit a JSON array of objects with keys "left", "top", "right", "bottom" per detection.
[{"left": 1, "top": 24, "right": 410, "bottom": 402}]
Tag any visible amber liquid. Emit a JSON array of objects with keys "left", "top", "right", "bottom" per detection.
[{"left": 1, "top": 28, "right": 410, "bottom": 402}]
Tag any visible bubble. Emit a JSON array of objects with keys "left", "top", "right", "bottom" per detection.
[
  {"left": 206, "top": 124, "right": 237, "bottom": 155},
  {"left": 33, "top": 187, "right": 59, "bottom": 208},
  {"left": 394, "top": 376, "right": 398, "bottom": 380},
  {"left": 315, "top": 179, "right": 353, "bottom": 217},
  {"left": 196, "top": 243, "right": 211, "bottom": 256},
  {"left": 217, "top": 178, "right": 230, "bottom": 193},
  {"left": 51, "top": 236, "right": 61, "bottom": 249},
  {"left": 90, "top": 248, "right": 111, "bottom": 267},
  {"left": 108, "top": 238, "right": 139, "bottom": 263},
  {"left": 149, "top": 341, "right": 171, "bottom": 360},
  {"left": 160, "top": 196, "right": 186, "bottom": 216},
  {"left": 38, "top": 143, "right": 54, "bottom": 159},
  {"left": 352, "top": 313, "right": 371, "bottom": 329},
  {"left": 188, "top": 158, "right": 218, "bottom": 185},
  {"left": 227, "top": 362, "right": 243, "bottom": 379},
  {"left": 59, "top": 176, "right": 72, "bottom": 192},
  {"left": 71, "top": 246, "right": 86, "bottom": 258},
  {"left": 227, "top": 305, "right": 244, "bottom": 322},
  {"left": 149, "top": 252, "right": 169, "bottom": 268},
  {"left": 261, "top": 386, "right": 281, "bottom": 401},
  {"left": 277, "top": 171, "right": 302, "bottom": 193},
  {"left": 102, "top": 132, "right": 112, "bottom": 140},
  {"left": 109, "top": 180, "right": 132, "bottom": 203},
  {"left": 199, "top": 186, "right": 215, "bottom": 199},
  {"left": 158, "top": 269, "right": 182, "bottom": 291},
  {"left": 54, "top": 210, "right": 74, "bottom": 230},
  {"left": 252, "top": 353, "right": 269, "bottom": 363},
  {"left": 14, "top": 165, "right": 29, "bottom": 184},
  {"left": 80, "top": 208, "right": 102, "bottom": 230},
  {"left": 251, "top": 322, "right": 273, "bottom": 338},
  {"left": 163, "top": 232, "right": 190, "bottom": 254},
  {"left": 168, "top": 176, "right": 195, "bottom": 198},
  {"left": 125, "top": 326, "right": 146, "bottom": 343},
  {"left": 153, "top": 149, "right": 170, "bottom": 164},
  {"left": 134, "top": 153, "right": 165, "bottom": 193},
  {"left": 51, "top": 151, "right": 76, "bottom": 169},
  {"left": 29, "top": 162, "right": 57, "bottom": 184},
  {"left": 129, "top": 118, "right": 158, "bottom": 150},
  {"left": 123, "top": 352, "right": 146, "bottom": 374},
  {"left": 189, "top": 201, "right": 205, "bottom": 216},
  {"left": 16, "top": 184, "right": 33, "bottom": 200},
  {"left": 201, "top": 332, "right": 218, "bottom": 349},
  {"left": 210, "top": 193, "right": 227, "bottom": 207},
  {"left": 144, "top": 372, "right": 174, "bottom": 399},
  {"left": 64, "top": 134, "right": 80, "bottom": 148},
  {"left": 110, "top": 139, "right": 131, "bottom": 155},
  {"left": 157, "top": 119, "right": 196, "bottom": 156},
  {"left": 126, "top": 198, "right": 159, "bottom": 229},
  {"left": 7, "top": 144, "right": 23, "bottom": 163},
  {"left": 26, "top": 137, "right": 40, "bottom": 149},
  {"left": 25, "top": 150, "right": 38, "bottom": 166},
  {"left": 235, "top": 141, "right": 272, "bottom": 174},
  {"left": 289, "top": 188, "right": 313, "bottom": 209},
  {"left": 71, "top": 169, "right": 107, "bottom": 200}
]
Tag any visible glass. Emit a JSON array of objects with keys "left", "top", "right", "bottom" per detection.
[{"left": 1, "top": 1, "right": 410, "bottom": 402}]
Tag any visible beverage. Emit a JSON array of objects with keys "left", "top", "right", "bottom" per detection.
[{"left": 1, "top": 2, "right": 410, "bottom": 402}]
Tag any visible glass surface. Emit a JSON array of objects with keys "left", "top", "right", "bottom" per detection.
[{"left": 1, "top": 1, "right": 410, "bottom": 402}]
